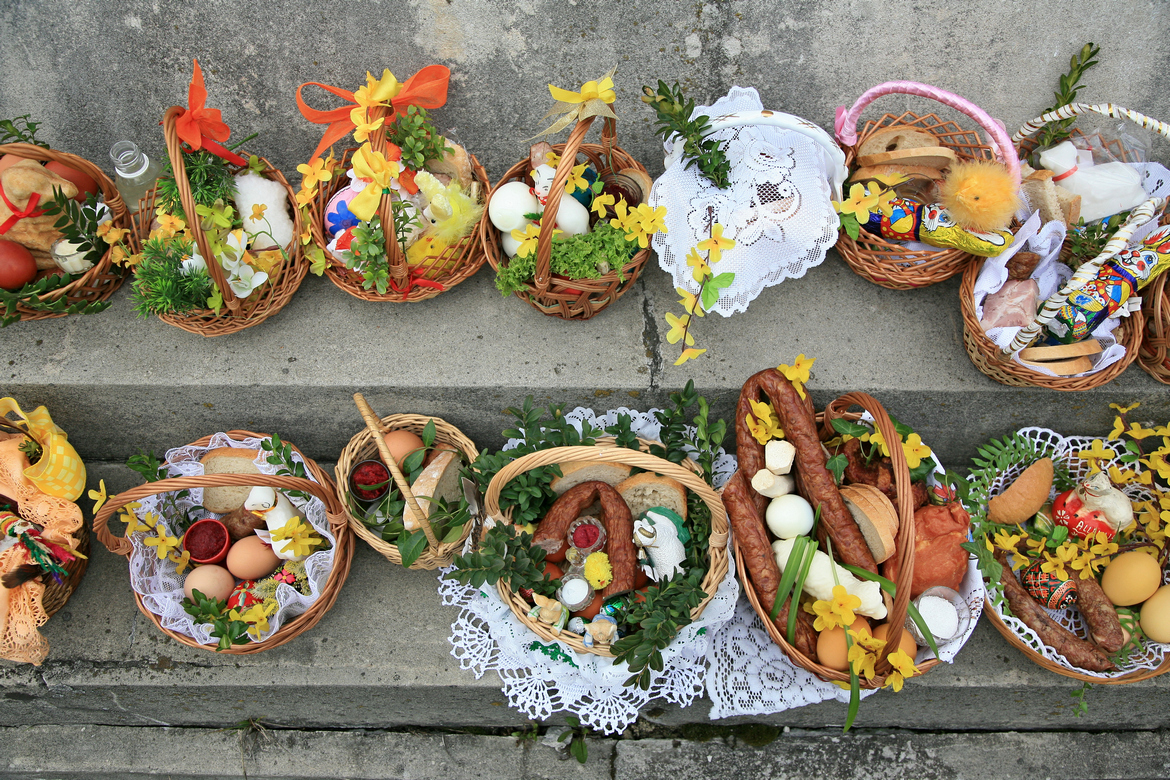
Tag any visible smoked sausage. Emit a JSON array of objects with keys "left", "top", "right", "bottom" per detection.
[{"left": 532, "top": 480, "right": 636, "bottom": 597}]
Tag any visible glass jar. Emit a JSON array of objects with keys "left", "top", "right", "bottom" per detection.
[{"left": 109, "top": 141, "right": 161, "bottom": 214}]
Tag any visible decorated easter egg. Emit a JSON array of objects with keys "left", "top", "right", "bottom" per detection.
[
  {"left": 226, "top": 580, "right": 263, "bottom": 611},
  {"left": 489, "top": 181, "right": 540, "bottom": 232},
  {"left": 1021, "top": 559, "right": 1078, "bottom": 610},
  {"left": 324, "top": 185, "right": 360, "bottom": 238}
]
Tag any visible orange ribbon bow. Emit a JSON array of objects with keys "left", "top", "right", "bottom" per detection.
[
  {"left": 172, "top": 59, "right": 246, "bottom": 166},
  {"left": 296, "top": 65, "right": 451, "bottom": 162}
]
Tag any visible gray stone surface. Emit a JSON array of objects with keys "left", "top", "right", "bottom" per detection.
[
  {"left": 0, "top": 725, "right": 1168, "bottom": 779},
  {"left": 0, "top": 462, "right": 1166, "bottom": 734},
  {"left": 1, "top": 1, "right": 1168, "bottom": 179}
]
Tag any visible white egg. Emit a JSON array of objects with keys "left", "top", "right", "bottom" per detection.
[
  {"left": 552, "top": 194, "right": 591, "bottom": 236},
  {"left": 501, "top": 227, "right": 525, "bottom": 257},
  {"left": 766, "top": 494, "right": 815, "bottom": 539},
  {"left": 488, "top": 181, "right": 540, "bottom": 232}
]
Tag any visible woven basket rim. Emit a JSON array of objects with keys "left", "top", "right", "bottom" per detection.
[
  {"left": 91, "top": 430, "right": 353, "bottom": 654},
  {"left": 959, "top": 257, "right": 1143, "bottom": 390},
  {"left": 0, "top": 143, "right": 132, "bottom": 321},
  {"left": 482, "top": 441, "right": 730, "bottom": 657},
  {"left": 309, "top": 146, "right": 491, "bottom": 303},
  {"left": 335, "top": 413, "right": 479, "bottom": 569}
]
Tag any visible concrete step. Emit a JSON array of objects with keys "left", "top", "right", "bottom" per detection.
[
  {"left": 0, "top": 724, "right": 1167, "bottom": 780},
  {"left": 1, "top": 462, "right": 1168, "bottom": 736},
  {"left": 4, "top": 252, "right": 1169, "bottom": 469}
]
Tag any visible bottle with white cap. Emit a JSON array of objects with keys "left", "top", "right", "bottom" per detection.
[
  {"left": 1038, "top": 140, "right": 1147, "bottom": 223},
  {"left": 109, "top": 141, "right": 161, "bottom": 214}
]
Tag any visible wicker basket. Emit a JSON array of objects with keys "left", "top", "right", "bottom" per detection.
[
  {"left": 307, "top": 147, "right": 490, "bottom": 303},
  {"left": 1139, "top": 271, "right": 1170, "bottom": 383},
  {"left": 481, "top": 116, "right": 651, "bottom": 320},
  {"left": 735, "top": 392, "right": 944, "bottom": 688},
  {"left": 0, "top": 142, "right": 132, "bottom": 323},
  {"left": 132, "top": 106, "right": 307, "bottom": 337},
  {"left": 336, "top": 394, "right": 479, "bottom": 570},
  {"left": 92, "top": 431, "right": 352, "bottom": 654},
  {"left": 959, "top": 198, "right": 1162, "bottom": 390},
  {"left": 833, "top": 81, "right": 1022, "bottom": 289},
  {"left": 483, "top": 442, "right": 729, "bottom": 657}
]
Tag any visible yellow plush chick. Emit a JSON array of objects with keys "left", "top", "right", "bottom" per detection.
[
  {"left": 414, "top": 170, "right": 485, "bottom": 244},
  {"left": 406, "top": 235, "right": 459, "bottom": 280},
  {"left": 939, "top": 160, "right": 1020, "bottom": 232}
]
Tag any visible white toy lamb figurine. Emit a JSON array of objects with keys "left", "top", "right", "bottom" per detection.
[
  {"left": 632, "top": 510, "right": 686, "bottom": 583},
  {"left": 244, "top": 486, "right": 307, "bottom": 561}
]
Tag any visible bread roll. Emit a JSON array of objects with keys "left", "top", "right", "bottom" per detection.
[{"left": 199, "top": 448, "right": 262, "bottom": 513}]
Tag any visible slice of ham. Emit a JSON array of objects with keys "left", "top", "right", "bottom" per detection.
[{"left": 982, "top": 279, "right": 1039, "bottom": 330}]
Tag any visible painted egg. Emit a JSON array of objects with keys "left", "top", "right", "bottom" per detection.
[
  {"left": 226, "top": 581, "right": 262, "bottom": 610},
  {"left": 488, "top": 181, "right": 540, "bottom": 232},
  {"left": 324, "top": 185, "right": 360, "bottom": 238},
  {"left": 1021, "top": 560, "right": 1078, "bottom": 610}
]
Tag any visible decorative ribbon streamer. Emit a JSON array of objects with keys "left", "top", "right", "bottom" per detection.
[
  {"left": 389, "top": 273, "right": 445, "bottom": 297},
  {"left": 533, "top": 68, "right": 618, "bottom": 138},
  {"left": 0, "top": 186, "right": 43, "bottom": 235},
  {"left": 170, "top": 60, "right": 247, "bottom": 167},
  {"left": 296, "top": 65, "right": 451, "bottom": 162}
]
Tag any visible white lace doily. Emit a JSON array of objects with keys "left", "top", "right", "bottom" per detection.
[
  {"left": 973, "top": 427, "right": 1170, "bottom": 679},
  {"left": 707, "top": 446, "right": 984, "bottom": 718},
  {"left": 439, "top": 407, "right": 738, "bottom": 735},
  {"left": 126, "top": 433, "right": 336, "bottom": 646},
  {"left": 649, "top": 87, "right": 842, "bottom": 317}
]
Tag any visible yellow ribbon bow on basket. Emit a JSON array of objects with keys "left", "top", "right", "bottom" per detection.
[
  {"left": 534, "top": 68, "right": 618, "bottom": 137},
  {"left": 0, "top": 398, "right": 85, "bottom": 501}
]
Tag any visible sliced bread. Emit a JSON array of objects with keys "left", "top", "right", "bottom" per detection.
[
  {"left": 839, "top": 483, "right": 898, "bottom": 564},
  {"left": 200, "top": 448, "right": 263, "bottom": 513},
  {"left": 616, "top": 472, "right": 687, "bottom": 521},
  {"left": 403, "top": 450, "right": 462, "bottom": 531},
  {"left": 549, "top": 461, "right": 632, "bottom": 495},
  {"left": 857, "top": 127, "right": 941, "bottom": 158}
]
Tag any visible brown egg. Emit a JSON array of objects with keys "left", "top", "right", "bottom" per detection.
[
  {"left": 183, "top": 564, "right": 236, "bottom": 602},
  {"left": 1140, "top": 584, "right": 1170, "bottom": 643},
  {"left": 873, "top": 622, "right": 919, "bottom": 657},
  {"left": 816, "top": 617, "right": 871, "bottom": 671},
  {"left": 1102, "top": 551, "right": 1163, "bottom": 606},
  {"left": 572, "top": 592, "right": 604, "bottom": 620},
  {"left": 383, "top": 429, "right": 425, "bottom": 466},
  {"left": 225, "top": 536, "right": 281, "bottom": 580}
]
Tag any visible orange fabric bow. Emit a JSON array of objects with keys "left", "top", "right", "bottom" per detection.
[
  {"left": 296, "top": 65, "right": 451, "bottom": 161},
  {"left": 172, "top": 60, "right": 246, "bottom": 166}
]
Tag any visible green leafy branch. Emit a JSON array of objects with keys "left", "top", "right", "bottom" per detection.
[
  {"left": 182, "top": 589, "right": 250, "bottom": 651},
  {"left": 1034, "top": 43, "right": 1100, "bottom": 152},
  {"left": 0, "top": 115, "right": 47, "bottom": 147},
  {"left": 261, "top": 433, "right": 311, "bottom": 502},
  {"left": 0, "top": 275, "right": 112, "bottom": 327},
  {"left": 386, "top": 106, "right": 450, "bottom": 171},
  {"left": 449, "top": 522, "right": 558, "bottom": 597},
  {"left": 642, "top": 81, "right": 730, "bottom": 189}
]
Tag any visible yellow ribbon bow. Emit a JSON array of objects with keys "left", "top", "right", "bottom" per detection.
[
  {"left": 0, "top": 398, "right": 86, "bottom": 501},
  {"left": 535, "top": 68, "right": 618, "bottom": 137},
  {"left": 347, "top": 143, "right": 403, "bottom": 222}
]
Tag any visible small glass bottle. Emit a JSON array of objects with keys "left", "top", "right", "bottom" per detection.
[{"left": 109, "top": 141, "right": 161, "bottom": 213}]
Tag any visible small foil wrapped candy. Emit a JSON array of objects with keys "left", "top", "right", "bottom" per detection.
[{"left": 1021, "top": 559, "right": 1078, "bottom": 610}]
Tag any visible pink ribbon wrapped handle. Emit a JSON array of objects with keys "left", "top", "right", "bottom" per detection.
[{"left": 835, "top": 81, "right": 1020, "bottom": 187}]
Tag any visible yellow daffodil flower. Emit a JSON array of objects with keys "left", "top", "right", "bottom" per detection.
[
  {"left": 168, "top": 549, "right": 192, "bottom": 575},
  {"left": 664, "top": 311, "right": 693, "bottom": 346},
  {"left": 144, "top": 530, "right": 180, "bottom": 560},
  {"left": 697, "top": 222, "right": 735, "bottom": 264},
  {"left": 847, "top": 641, "right": 877, "bottom": 681},
  {"left": 811, "top": 598, "right": 844, "bottom": 632},
  {"left": 901, "top": 433, "right": 932, "bottom": 470},
  {"left": 96, "top": 221, "right": 128, "bottom": 245},
  {"left": 884, "top": 671, "right": 907, "bottom": 692},
  {"left": 1110, "top": 402, "right": 1140, "bottom": 415},
  {"left": 511, "top": 223, "right": 543, "bottom": 259},
  {"left": 832, "top": 182, "right": 881, "bottom": 224},
  {"left": 830, "top": 585, "right": 861, "bottom": 626},
  {"left": 297, "top": 157, "right": 334, "bottom": 191},
  {"left": 1078, "top": 439, "right": 1117, "bottom": 473},
  {"left": 88, "top": 480, "right": 107, "bottom": 514},
  {"left": 686, "top": 247, "right": 711, "bottom": 282},
  {"left": 676, "top": 287, "right": 704, "bottom": 317},
  {"left": 564, "top": 163, "right": 589, "bottom": 195},
  {"left": 592, "top": 192, "right": 616, "bottom": 218},
  {"left": 887, "top": 648, "right": 918, "bottom": 678},
  {"left": 673, "top": 347, "right": 707, "bottom": 365}
]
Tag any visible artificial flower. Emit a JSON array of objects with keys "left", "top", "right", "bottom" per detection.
[
  {"left": 88, "top": 479, "right": 107, "bottom": 514},
  {"left": 685, "top": 247, "right": 710, "bottom": 282},
  {"left": 591, "top": 192, "right": 616, "bottom": 218},
  {"left": 832, "top": 182, "right": 881, "bottom": 224},
  {"left": 269, "top": 518, "right": 323, "bottom": 559},
  {"left": 350, "top": 107, "right": 385, "bottom": 143},
  {"left": 1109, "top": 416, "right": 1126, "bottom": 440},
  {"left": 1077, "top": 440, "right": 1117, "bottom": 473},
  {"left": 901, "top": 433, "right": 932, "bottom": 470},
  {"left": 249, "top": 204, "right": 268, "bottom": 224},
  {"left": 676, "top": 287, "right": 703, "bottom": 317},
  {"left": 697, "top": 222, "right": 735, "bottom": 264},
  {"left": 1040, "top": 542, "right": 1078, "bottom": 582},
  {"left": 297, "top": 157, "right": 334, "bottom": 191},
  {"left": 174, "top": 59, "right": 231, "bottom": 152},
  {"left": 777, "top": 354, "right": 816, "bottom": 399},
  {"left": 96, "top": 221, "right": 128, "bottom": 245},
  {"left": 144, "top": 530, "right": 180, "bottom": 560},
  {"left": 829, "top": 585, "right": 861, "bottom": 626},
  {"left": 347, "top": 143, "right": 402, "bottom": 221},
  {"left": 564, "top": 163, "right": 589, "bottom": 195},
  {"left": 1125, "top": 422, "right": 1161, "bottom": 440},
  {"left": 674, "top": 348, "right": 707, "bottom": 365},
  {"left": 1110, "top": 402, "right": 1141, "bottom": 415},
  {"left": 620, "top": 203, "right": 667, "bottom": 248},
  {"left": 847, "top": 638, "right": 877, "bottom": 681},
  {"left": 511, "top": 224, "right": 544, "bottom": 260},
  {"left": 168, "top": 549, "right": 192, "bottom": 576},
  {"left": 154, "top": 211, "right": 187, "bottom": 238}
]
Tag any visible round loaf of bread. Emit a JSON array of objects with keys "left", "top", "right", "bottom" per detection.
[
  {"left": 615, "top": 472, "right": 687, "bottom": 521},
  {"left": 199, "top": 448, "right": 263, "bottom": 513},
  {"left": 549, "top": 461, "right": 632, "bottom": 495}
]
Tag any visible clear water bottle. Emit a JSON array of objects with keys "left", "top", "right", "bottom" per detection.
[{"left": 109, "top": 141, "right": 161, "bottom": 213}]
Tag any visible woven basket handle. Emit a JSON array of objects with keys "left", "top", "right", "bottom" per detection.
[
  {"left": 162, "top": 106, "right": 240, "bottom": 312},
  {"left": 93, "top": 472, "right": 340, "bottom": 558},
  {"left": 820, "top": 392, "right": 914, "bottom": 671},
  {"left": 666, "top": 110, "right": 849, "bottom": 199},
  {"left": 533, "top": 116, "right": 601, "bottom": 293},
  {"left": 1012, "top": 102, "right": 1170, "bottom": 148},
  {"left": 1006, "top": 196, "right": 1166, "bottom": 354},
  {"left": 834, "top": 81, "right": 1021, "bottom": 187},
  {"left": 352, "top": 393, "right": 439, "bottom": 548},
  {"left": 482, "top": 443, "right": 728, "bottom": 548}
]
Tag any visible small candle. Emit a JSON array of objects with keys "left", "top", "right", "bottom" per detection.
[
  {"left": 559, "top": 578, "right": 592, "bottom": 610},
  {"left": 51, "top": 238, "right": 93, "bottom": 275}
]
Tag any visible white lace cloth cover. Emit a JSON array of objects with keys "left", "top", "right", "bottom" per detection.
[
  {"left": 707, "top": 448, "right": 984, "bottom": 719},
  {"left": 439, "top": 407, "right": 739, "bottom": 735},
  {"left": 649, "top": 87, "right": 841, "bottom": 316},
  {"left": 978, "top": 428, "right": 1169, "bottom": 678},
  {"left": 126, "top": 433, "right": 336, "bottom": 645}
]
